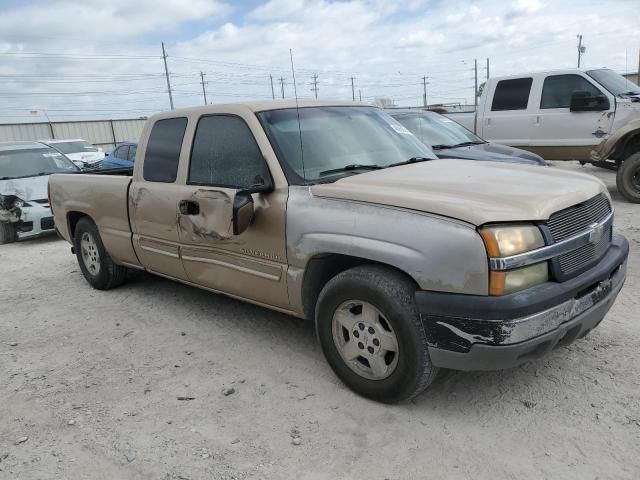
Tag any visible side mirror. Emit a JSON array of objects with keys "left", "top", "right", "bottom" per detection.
[
  {"left": 232, "top": 191, "right": 254, "bottom": 235},
  {"left": 570, "top": 91, "right": 610, "bottom": 112},
  {"left": 246, "top": 174, "right": 274, "bottom": 194}
]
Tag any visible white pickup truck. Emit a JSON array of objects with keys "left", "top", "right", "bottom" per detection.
[{"left": 445, "top": 68, "right": 640, "bottom": 202}]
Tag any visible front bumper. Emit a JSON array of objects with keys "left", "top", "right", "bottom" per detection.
[
  {"left": 416, "top": 234, "right": 629, "bottom": 371},
  {"left": 15, "top": 204, "right": 56, "bottom": 240}
]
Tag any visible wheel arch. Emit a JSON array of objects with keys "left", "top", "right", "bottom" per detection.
[
  {"left": 67, "top": 210, "right": 93, "bottom": 240},
  {"left": 606, "top": 128, "right": 640, "bottom": 163},
  {"left": 300, "top": 253, "right": 419, "bottom": 321}
]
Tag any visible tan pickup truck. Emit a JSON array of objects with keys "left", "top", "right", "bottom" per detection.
[{"left": 49, "top": 101, "right": 629, "bottom": 403}]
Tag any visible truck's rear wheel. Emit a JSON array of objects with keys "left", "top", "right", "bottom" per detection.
[
  {"left": 74, "top": 217, "right": 127, "bottom": 290},
  {"left": 315, "top": 265, "right": 438, "bottom": 403},
  {"left": 616, "top": 152, "right": 640, "bottom": 203},
  {"left": 0, "top": 222, "right": 17, "bottom": 245}
]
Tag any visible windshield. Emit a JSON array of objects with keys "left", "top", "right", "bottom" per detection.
[
  {"left": 0, "top": 147, "right": 79, "bottom": 179},
  {"left": 50, "top": 140, "right": 99, "bottom": 154},
  {"left": 257, "top": 106, "right": 436, "bottom": 183},
  {"left": 586, "top": 69, "right": 640, "bottom": 96},
  {"left": 392, "top": 112, "right": 483, "bottom": 148}
]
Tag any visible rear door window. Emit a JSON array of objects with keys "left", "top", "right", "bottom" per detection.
[
  {"left": 491, "top": 78, "right": 533, "bottom": 111},
  {"left": 127, "top": 145, "right": 137, "bottom": 162},
  {"left": 143, "top": 118, "right": 187, "bottom": 182}
]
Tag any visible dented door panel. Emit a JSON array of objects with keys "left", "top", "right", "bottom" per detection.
[{"left": 176, "top": 184, "right": 290, "bottom": 308}]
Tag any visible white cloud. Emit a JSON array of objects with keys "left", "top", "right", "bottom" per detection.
[{"left": 0, "top": 0, "right": 638, "bottom": 122}]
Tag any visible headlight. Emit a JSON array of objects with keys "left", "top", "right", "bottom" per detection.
[
  {"left": 479, "top": 224, "right": 544, "bottom": 256},
  {"left": 480, "top": 224, "right": 548, "bottom": 296}
]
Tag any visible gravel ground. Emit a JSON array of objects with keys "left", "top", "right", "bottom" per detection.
[{"left": 1, "top": 162, "right": 639, "bottom": 480}]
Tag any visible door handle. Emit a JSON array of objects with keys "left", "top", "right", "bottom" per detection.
[{"left": 179, "top": 200, "right": 200, "bottom": 215}]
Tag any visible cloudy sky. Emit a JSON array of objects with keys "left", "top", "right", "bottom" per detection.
[{"left": 1, "top": 0, "right": 639, "bottom": 123}]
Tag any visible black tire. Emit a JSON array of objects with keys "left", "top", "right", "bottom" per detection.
[
  {"left": 315, "top": 265, "right": 439, "bottom": 403},
  {"left": 0, "top": 222, "right": 17, "bottom": 245},
  {"left": 616, "top": 152, "right": 640, "bottom": 203},
  {"left": 74, "top": 217, "right": 127, "bottom": 290}
]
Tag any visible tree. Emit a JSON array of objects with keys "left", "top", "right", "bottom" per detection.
[{"left": 373, "top": 97, "right": 396, "bottom": 108}]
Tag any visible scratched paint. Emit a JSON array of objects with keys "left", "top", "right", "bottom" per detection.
[{"left": 178, "top": 189, "right": 234, "bottom": 243}]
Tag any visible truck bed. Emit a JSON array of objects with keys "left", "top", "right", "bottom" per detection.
[{"left": 49, "top": 173, "right": 140, "bottom": 267}]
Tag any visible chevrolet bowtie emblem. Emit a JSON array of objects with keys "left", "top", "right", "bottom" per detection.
[{"left": 588, "top": 223, "right": 604, "bottom": 244}]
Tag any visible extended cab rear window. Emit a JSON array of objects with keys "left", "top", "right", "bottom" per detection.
[
  {"left": 491, "top": 78, "right": 533, "bottom": 111},
  {"left": 143, "top": 117, "right": 187, "bottom": 183}
]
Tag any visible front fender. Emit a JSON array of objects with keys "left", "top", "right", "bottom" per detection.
[
  {"left": 591, "top": 117, "right": 640, "bottom": 161},
  {"left": 286, "top": 186, "right": 489, "bottom": 298}
]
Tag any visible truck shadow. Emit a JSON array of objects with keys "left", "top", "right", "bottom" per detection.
[{"left": 125, "top": 271, "right": 599, "bottom": 410}]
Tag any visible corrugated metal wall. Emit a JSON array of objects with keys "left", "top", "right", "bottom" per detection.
[{"left": 0, "top": 118, "right": 147, "bottom": 151}]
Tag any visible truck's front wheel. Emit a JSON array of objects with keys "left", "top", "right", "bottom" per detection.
[
  {"left": 74, "top": 217, "right": 127, "bottom": 290},
  {"left": 316, "top": 265, "right": 439, "bottom": 403},
  {"left": 616, "top": 152, "right": 640, "bottom": 203}
]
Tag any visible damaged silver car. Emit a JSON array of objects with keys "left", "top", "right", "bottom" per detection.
[{"left": 0, "top": 141, "right": 80, "bottom": 244}]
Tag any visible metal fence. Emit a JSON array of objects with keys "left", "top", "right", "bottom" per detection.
[{"left": 0, "top": 118, "right": 147, "bottom": 152}]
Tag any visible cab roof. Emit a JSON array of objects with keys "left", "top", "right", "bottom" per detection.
[{"left": 149, "top": 100, "right": 373, "bottom": 122}]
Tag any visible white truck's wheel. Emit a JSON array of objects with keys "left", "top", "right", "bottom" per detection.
[
  {"left": 0, "top": 222, "right": 17, "bottom": 245},
  {"left": 616, "top": 152, "right": 640, "bottom": 203},
  {"left": 315, "top": 265, "right": 439, "bottom": 403}
]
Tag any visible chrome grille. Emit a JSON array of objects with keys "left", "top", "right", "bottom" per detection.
[
  {"left": 557, "top": 225, "right": 612, "bottom": 274},
  {"left": 547, "top": 194, "right": 612, "bottom": 277},
  {"left": 83, "top": 160, "right": 103, "bottom": 171},
  {"left": 547, "top": 194, "right": 611, "bottom": 241}
]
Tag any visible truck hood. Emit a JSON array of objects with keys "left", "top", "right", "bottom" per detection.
[
  {"left": 0, "top": 174, "right": 49, "bottom": 201},
  {"left": 311, "top": 159, "right": 607, "bottom": 226}
]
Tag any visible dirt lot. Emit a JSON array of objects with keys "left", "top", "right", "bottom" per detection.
[{"left": 1, "top": 162, "right": 639, "bottom": 480}]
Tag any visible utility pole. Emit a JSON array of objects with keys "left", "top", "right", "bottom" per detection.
[
  {"left": 422, "top": 76, "right": 428, "bottom": 107},
  {"left": 310, "top": 74, "right": 319, "bottom": 99},
  {"left": 350, "top": 77, "right": 355, "bottom": 101},
  {"left": 278, "top": 77, "right": 285, "bottom": 99},
  {"left": 486, "top": 58, "right": 490, "bottom": 80},
  {"left": 270, "top": 75, "right": 275, "bottom": 100},
  {"left": 473, "top": 58, "right": 478, "bottom": 134},
  {"left": 359, "top": 89, "right": 362, "bottom": 102},
  {"left": 199, "top": 71, "right": 208, "bottom": 105},
  {"left": 161, "top": 41, "right": 174, "bottom": 110},
  {"left": 577, "top": 34, "right": 584, "bottom": 68}
]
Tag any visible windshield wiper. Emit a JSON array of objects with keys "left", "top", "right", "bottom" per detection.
[
  {"left": 386, "top": 156, "right": 432, "bottom": 168},
  {"left": 430, "top": 144, "right": 454, "bottom": 150},
  {"left": 618, "top": 90, "right": 640, "bottom": 96},
  {"left": 319, "top": 164, "right": 383, "bottom": 176}
]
